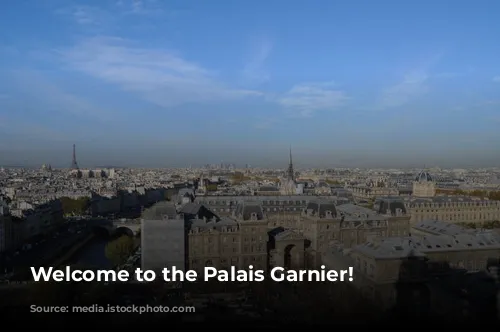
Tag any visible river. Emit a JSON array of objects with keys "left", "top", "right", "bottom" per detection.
[{"left": 68, "top": 236, "right": 113, "bottom": 269}]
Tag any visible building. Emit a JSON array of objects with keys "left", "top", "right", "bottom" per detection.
[
  {"left": 0, "top": 198, "right": 13, "bottom": 253},
  {"left": 322, "top": 220, "right": 500, "bottom": 316},
  {"left": 9, "top": 199, "right": 64, "bottom": 246},
  {"left": 350, "top": 171, "right": 500, "bottom": 226},
  {"left": 406, "top": 196, "right": 500, "bottom": 224},
  {"left": 413, "top": 171, "right": 436, "bottom": 198},
  {"left": 141, "top": 196, "right": 411, "bottom": 275},
  {"left": 194, "top": 195, "right": 337, "bottom": 217},
  {"left": 349, "top": 186, "right": 399, "bottom": 201},
  {"left": 408, "top": 170, "right": 500, "bottom": 224},
  {"left": 141, "top": 200, "right": 269, "bottom": 279},
  {"left": 188, "top": 201, "right": 268, "bottom": 273},
  {"left": 301, "top": 199, "right": 411, "bottom": 268},
  {"left": 141, "top": 218, "right": 185, "bottom": 273},
  {"left": 279, "top": 147, "right": 303, "bottom": 195}
]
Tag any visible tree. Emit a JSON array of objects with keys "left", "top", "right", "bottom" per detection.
[
  {"left": 105, "top": 235, "right": 135, "bottom": 266},
  {"left": 230, "top": 171, "right": 253, "bottom": 184},
  {"left": 206, "top": 183, "right": 218, "bottom": 191},
  {"left": 60, "top": 197, "right": 90, "bottom": 215}
]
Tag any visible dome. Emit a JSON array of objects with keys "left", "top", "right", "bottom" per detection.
[{"left": 415, "top": 171, "right": 433, "bottom": 182}]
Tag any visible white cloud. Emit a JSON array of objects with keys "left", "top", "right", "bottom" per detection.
[
  {"left": 377, "top": 71, "right": 429, "bottom": 109},
  {"left": 116, "top": 0, "right": 166, "bottom": 16},
  {"left": 493, "top": 76, "right": 500, "bottom": 83},
  {"left": 73, "top": 6, "right": 98, "bottom": 24},
  {"left": 368, "top": 53, "right": 444, "bottom": 111},
  {"left": 277, "top": 82, "right": 348, "bottom": 117},
  {"left": 55, "top": 5, "right": 111, "bottom": 26},
  {"left": 9, "top": 70, "right": 112, "bottom": 122},
  {"left": 57, "top": 37, "right": 262, "bottom": 108},
  {"left": 55, "top": 1, "right": 171, "bottom": 30},
  {"left": 242, "top": 38, "right": 272, "bottom": 84}
]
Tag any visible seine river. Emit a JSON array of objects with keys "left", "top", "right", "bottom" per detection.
[{"left": 69, "top": 236, "right": 113, "bottom": 269}]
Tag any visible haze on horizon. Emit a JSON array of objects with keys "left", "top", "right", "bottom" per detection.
[{"left": 1, "top": 0, "right": 499, "bottom": 169}]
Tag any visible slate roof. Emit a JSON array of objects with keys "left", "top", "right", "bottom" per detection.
[
  {"left": 234, "top": 201, "right": 265, "bottom": 220},
  {"left": 305, "top": 199, "right": 337, "bottom": 218},
  {"left": 141, "top": 201, "right": 177, "bottom": 220}
]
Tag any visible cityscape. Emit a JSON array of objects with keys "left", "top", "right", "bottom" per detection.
[
  {"left": 2, "top": 0, "right": 500, "bottom": 325},
  {"left": 1, "top": 144, "right": 500, "bottom": 322}
]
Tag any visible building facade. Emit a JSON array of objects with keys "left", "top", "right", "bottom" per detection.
[
  {"left": 141, "top": 196, "right": 412, "bottom": 274},
  {"left": 322, "top": 219, "right": 500, "bottom": 315},
  {"left": 406, "top": 196, "right": 500, "bottom": 224},
  {"left": 0, "top": 198, "right": 13, "bottom": 253}
]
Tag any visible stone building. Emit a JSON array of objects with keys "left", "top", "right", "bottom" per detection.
[
  {"left": 322, "top": 220, "right": 500, "bottom": 315},
  {"left": 141, "top": 218, "right": 185, "bottom": 273},
  {"left": 388, "top": 170, "right": 500, "bottom": 224},
  {"left": 412, "top": 170, "right": 436, "bottom": 198},
  {"left": 255, "top": 185, "right": 281, "bottom": 196},
  {"left": 9, "top": 199, "right": 64, "bottom": 247},
  {"left": 142, "top": 201, "right": 270, "bottom": 275},
  {"left": 268, "top": 227, "right": 305, "bottom": 270},
  {"left": 300, "top": 200, "right": 411, "bottom": 268},
  {"left": 279, "top": 147, "right": 302, "bottom": 195},
  {"left": 194, "top": 195, "right": 335, "bottom": 217},
  {"left": 351, "top": 170, "right": 500, "bottom": 225},
  {"left": 188, "top": 201, "right": 269, "bottom": 274},
  {"left": 0, "top": 198, "right": 13, "bottom": 253},
  {"left": 142, "top": 195, "right": 412, "bottom": 277},
  {"left": 405, "top": 196, "right": 500, "bottom": 224},
  {"left": 349, "top": 186, "right": 399, "bottom": 201}
]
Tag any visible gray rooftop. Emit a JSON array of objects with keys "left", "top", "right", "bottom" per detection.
[
  {"left": 337, "top": 203, "right": 376, "bottom": 217},
  {"left": 355, "top": 232, "right": 500, "bottom": 260},
  {"left": 305, "top": 199, "right": 337, "bottom": 218},
  {"left": 189, "top": 216, "right": 238, "bottom": 231},
  {"left": 234, "top": 201, "right": 265, "bottom": 221},
  {"left": 141, "top": 201, "right": 178, "bottom": 220},
  {"left": 412, "top": 220, "right": 474, "bottom": 236},
  {"left": 179, "top": 202, "right": 202, "bottom": 215},
  {"left": 374, "top": 197, "right": 407, "bottom": 215}
]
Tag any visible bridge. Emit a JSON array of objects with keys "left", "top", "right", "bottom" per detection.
[{"left": 89, "top": 219, "right": 141, "bottom": 237}]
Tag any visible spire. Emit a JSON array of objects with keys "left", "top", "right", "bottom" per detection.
[
  {"left": 71, "top": 144, "right": 79, "bottom": 170},
  {"left": 286, "top": 145, "right": 294, "bottom": 181}
]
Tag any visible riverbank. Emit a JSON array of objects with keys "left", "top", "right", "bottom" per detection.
[{"left": 66, "top": 234, "right": 140, "bottom": 269}]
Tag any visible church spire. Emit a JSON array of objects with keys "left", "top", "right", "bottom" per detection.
[{"left": 287, "top": 145, "right": 294, "bottom": 181}]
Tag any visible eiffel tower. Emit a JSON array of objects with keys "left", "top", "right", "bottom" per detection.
[{"left": 71, "top": 144, "right": 79, "bottom": 170}]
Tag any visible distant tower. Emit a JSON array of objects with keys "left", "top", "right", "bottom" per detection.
[
  {"left": 286, "top": 145, "right": 295, "bottom": 181},
  {"left": 281, "top": 146, "right": 298, "bottom": 195},
  {"left": 71, "top": 144, "right": 79, "bottom": 170}
]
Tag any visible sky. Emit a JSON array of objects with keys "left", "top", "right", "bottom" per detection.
[{"left": 1, "top": 0, "right": 499, "bottom": 168}]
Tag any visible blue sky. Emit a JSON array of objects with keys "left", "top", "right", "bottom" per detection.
[{"left": 1, "top": 0, "right": 499, "bottom": 168}]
